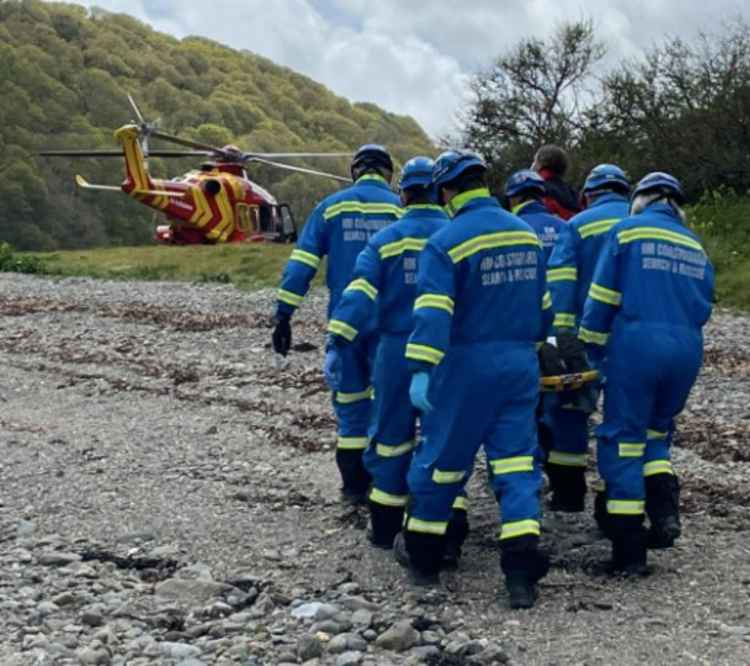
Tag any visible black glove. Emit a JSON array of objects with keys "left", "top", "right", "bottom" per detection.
[
  {"left": 272, "top": 313, "right": 292, "bottom": 356},
  {"left": 538, "top": 342, "right": 565, "bottom": 377},
  {"left": 556, "top": 330, "right": 589, "bottom": 374}
]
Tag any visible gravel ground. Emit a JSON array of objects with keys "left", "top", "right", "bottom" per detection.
[{"left": 1, "top": 273, "right": 749, "bottom": 666}]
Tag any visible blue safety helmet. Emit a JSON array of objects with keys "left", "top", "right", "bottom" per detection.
[
  {"left": 432, "top": 150, "right": 487, "bottom": 190},
  {"left": 350, "top": 144, "right": 394, "bottom": 180},
  {"left": 583, "top": 164, "right": 630, "bottom": 195},
  {"left": 504, "top": 169, "right": 546, "bottom": 199},
  {"left": 631, "top": 171, "right": 685, "bottom": 204},
  {"left": 399, "top": 156, "right": 435, "bottom": 191}
]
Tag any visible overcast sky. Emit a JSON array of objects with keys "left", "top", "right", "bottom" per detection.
[{"left": 68, "top": 1, "right": 748, "bottom": 137}]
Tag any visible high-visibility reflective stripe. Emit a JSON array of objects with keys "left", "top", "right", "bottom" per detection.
[
  {"left": 589, "top": 283, "right": 622, "bottom": 307},
  {"left": 511, "top": 200, "right": 534, "bottom": 215},
  {"left": 547, "top": 267, "right": 578, "bottom": 282},
  {"left": 289, "top": 249, "right": 321, "bottom": 269},
  {"left": 617, "top": 227, "right": 704, "bottom": 252},
  {"left": 335, "top": 387, "right": 373, "bottom": 404},
  {"left": 356, "top": 174, "right": 387, "bottom": 184},
  {"left": 375, "top": 440, "right": 415, "bottom": 457},
  {"left": 499, "top": 519, "right": 541, "bottom": 540},
  {"left": 369, "top": 487, "right": 408, "bottom": 507},
  {"left": 647, "top": 429, "right": 668, "bottom": 440},
  {"left": 337, "top": 436, "right": 369, "bottom": 450},
  {"left": 579, "top": 217, "right": 619, "bottom": 239},
  {"left": 346, "top": 278, "right": 378, "bottom": 300},
  {"left": 619, "top": 442, "right": 646, "bottom": 457},
  {"left": 324, "top": 201, "right": 403, "bottom": 220},
  {"left": 406, "top": 517, "right": 448, "bottom": 535},
  {"left": 579, "top": 327, "right": 609, "bottom": 346},
  {"left": 607, "top": 499, "right": 645, "bottom": 515},
  {"left": 554, "top": 313, "right": 576, "bottom": 328},
  {"left": 548, "top": 451, "right": 587, "bottom": 467},
  {"left": 405, "top": 343, "right": 445, "bottom": 365},
  {"left": 328, "top": 319, "right": 358, "bottom": 341},
  {"left": 379, "top": 237, "right": 428, "bottom": 259},
  {"left": 444, "top": 187, "right": 491, "bottom": 217},
  {"left": 542, "top": 291, "right": 552, "bottom": 310},
  {"left": 448, "top": 230, "right": 541, "bottom": 263},
  {"left": 408, "top": 204, "right": 444, "bottom": 212},
  {"left": 432, "top": 469, "right": 465, "bottom": 484},
  {"left": 644, "top": 460, "right": 674, "bottom": 477},
  {"left": 414, "top": 294, "right": 455, "bottom": 315},
  {"left": 490, "top": 456, "right": 534, "bottom": 475},
  {"left": 278, "top": 289, "right": 304, "bottom": 307},
  {"left": 452, "top": 496, "right": 469, "bottom": 511}
]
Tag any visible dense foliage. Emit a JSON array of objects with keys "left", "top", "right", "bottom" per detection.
[
  {"left": 461, "top": 20, "right": 750, "bottom": 198},
  {"left": 0, "top": 0, "right": 433, "bottom": 250}
]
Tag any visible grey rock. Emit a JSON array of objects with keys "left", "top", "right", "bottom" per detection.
[
  {"left": 312, "top": 620, "right": 348, "bottom": 635},
  {"left": 328, "top": 632, "right": 368, "bottom": 654},
  {"left": 336, "top": 651, "right": 363, "bottom": 666},
  {"left": 298, "top": 634, "right": 324, "bottom": 660},
  {"left": 408, "top": 646, "right": 441, "bottom": 662},
  {"left": 179, "top": 660, "right": 208, "bottom": 666},
  {"left": 36, "top": 601, "right": 59, "bottom": 616},
  {"left": 82, "top": 610, "right": 105, "bottom": 627},
  {"left": 39, "top": 551, "right": 81, "bottom": 566},
  {"left": 362, "top": 629, "right": 377, "bottom": 642},
  {"left": 52, "top": 591, "right": 79, "bottom": 607},
  {"left": 351, "top": 609, "right": 373, "bottom": 627},
  {"left": 16, "top": 519, "right": 35, "bottom": 538},
  {"left": 291, "top": 601, "right": 340, "bottom": 620},
  {"left": 155, "top": 577, "right": 230, "bottom": 605},
  {"left": 375, "top": 620, "right": 420, "bottom": 652},
  {"left": 474, "top": 644, "right": 510, "bottom": 664},
  {"left": 420, "top": 630, "right": 441, "bottom": 645},
  {"left": 160, "top": 641, "right": 202, "bottom": 659},
  {"left": 339, "top": 595, "right": 379, "bottom": 612},
  {"left": 77, "top": 647, "right": 111, "bottom": 665}
]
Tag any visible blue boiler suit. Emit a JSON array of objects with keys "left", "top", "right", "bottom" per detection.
[
  {"left": 543, "top": 193, "right": 631, "bottom": 470},
  {"left": 276, "top": 175, "right": 402, "bottom": 489},
  {"left": 512, "top": 199, "right": 564, "bottom": 264},
  {"left": 579, "top": 202, "right": 714, "bottom": 519},
  {"left": 327, "top": 204, "right": 449, "bottom": 511},
  {"left": 404, "top": 188, "right": 553, "bottom": 547}
]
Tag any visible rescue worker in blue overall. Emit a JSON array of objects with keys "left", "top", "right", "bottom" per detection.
[
  {"left": 324, "top": 157, "right": 465, "bottom": 553},
  {"left": 545, "top": 164, "right": 631, "bottom": 513},
  {"left": 272, "top": 145, "right": 402, "bottom": 502},
  {"left": 396, "top": 150, "right": 552, "bottom": 608},
  {"left": 579, "top": 172, "right": 714, "bottom": 573},
  {"left": 504, "top": 169, "right": 563, "bottom": 263}
]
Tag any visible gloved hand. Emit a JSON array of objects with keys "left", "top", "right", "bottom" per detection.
[
  {"left": 323, "top": 347, "right": 343, "bottom": 391},
  {"left": 557, "top": 330, "right": 589, "bottom": 374},
  {"left": 538, "top": 341, "right": 565, "bottom": 377},
  {"left": 409, "top": 372, "right": 433, "bottom": 413},
  {"left": 272, "top": 313, "right": 292, "bottom": 356}
]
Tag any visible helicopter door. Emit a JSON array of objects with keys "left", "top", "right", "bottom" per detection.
[{"left": 277, "top": 204, "right": 297, "bottom": 242}]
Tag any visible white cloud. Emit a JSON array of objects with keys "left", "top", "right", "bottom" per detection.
[{"left": 65, "top": 1, "right": 750, "bottom": 138}]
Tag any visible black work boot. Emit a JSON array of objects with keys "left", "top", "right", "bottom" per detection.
[
  {"left": 336, "top": 449, "right": 371, "bottom": 505},
  {"left": 547, "top": 464, "right": 586, "bottom": 512},
  {"left": 443, "top": 508, "right": 469, "bottom": 570},
  {"left": 646, "top": 474, "right": 681, "bottom": 549},
  {"left": 367, "top": 501, "right": 404, "bottom": 549},
  {"left": 608, "top": 515, "right": 649, "bottom": 576},
  {"left": 593, "top": 489, "right": 611, "bottom": 537},
  {"left": 501, "top": 536, "right": 550, "bottom": 610},
  {"left": 394, "top": 530, "right": 443, "bottom": 586}
]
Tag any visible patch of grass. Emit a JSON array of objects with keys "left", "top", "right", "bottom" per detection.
[
  {"left": 689, "top": 190, "right": 750, "bottom": 310},
  {"left": 21, "top": 243, "right": 299, "bottom": 290},
  {"left": 0, "top": 242, "right": 47, "bottom": 274}
]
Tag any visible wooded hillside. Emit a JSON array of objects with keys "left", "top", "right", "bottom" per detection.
[{"left": 0, "top": 0, "right": 434, "bottom": 250}]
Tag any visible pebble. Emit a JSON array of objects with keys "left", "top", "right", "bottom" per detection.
[
  {"left": 375, "top": 620, "right": 420, "bottom": 652},
  {"left": 38, "top": 552, "right": 81, "bottom": 567}
]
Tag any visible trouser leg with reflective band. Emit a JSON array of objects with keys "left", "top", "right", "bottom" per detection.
[
  {"left": 597, "top": 326, "right": 702, "bottom": 548},
  {"left": 333, "top": 334, "right": 377, "bottom": 495},
  {"left": 363, "top": 334, "right": 417, "bottom": 546},
  {"left": 405, "top": 343, "right": 541, "bottom": 578}
]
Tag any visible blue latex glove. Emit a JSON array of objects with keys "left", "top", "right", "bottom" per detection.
[
  {"left": 409, "top": 372, "right": 433, "bottom": 413},
  {"left": 323, "top": 348, "right": 343, "bottom": 391}
]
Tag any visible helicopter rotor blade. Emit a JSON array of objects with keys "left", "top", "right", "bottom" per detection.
[
  {"left": 149, "top": 130, "right": 226, "bottom": 156},
  {"left": 251, "top": 152, "right": 353, "bottom": 159},
  {"left": 39, "top": 150, "right": 215, "bottom": 158},
  {"left": 127, "top": 93, "right": 146, "bottom": 125},
  {"left": 249, "top": 157, "right": 350, "bottom": 182}
]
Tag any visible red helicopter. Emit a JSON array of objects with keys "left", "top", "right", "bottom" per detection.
[{"left": 40, "top": 95, "right": 351, "bottom": 244}]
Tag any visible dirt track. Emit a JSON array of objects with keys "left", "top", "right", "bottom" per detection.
[{"left": 1, "top": 274, "right": 749, "bottom": 666}]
